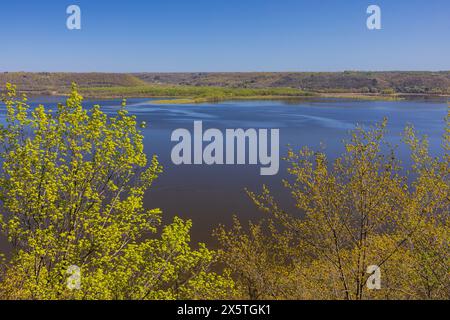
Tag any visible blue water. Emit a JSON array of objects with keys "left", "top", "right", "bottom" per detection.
[{"left": 0, "top": 97, "right": 448, "bottom": 245}]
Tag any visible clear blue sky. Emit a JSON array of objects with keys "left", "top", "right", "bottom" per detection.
[{"left": 0, "top": 0, "right": 449, "bottom": 72}]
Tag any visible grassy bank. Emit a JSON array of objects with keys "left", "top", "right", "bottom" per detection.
[
  {"left": 318, "top": 92, "right": 405, "bottom": 101},
  {"left": 80, "top": 84, "right": 409, "bottom": 103},
  {"left": 150, "top": 95, "right": 319, "bottom": 104},
  {"left": 79, "top": 85, "right": 316, "bottom": 102}
]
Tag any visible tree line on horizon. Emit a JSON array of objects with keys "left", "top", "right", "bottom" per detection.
[
  {"left": 1, "top": 71, "right": 450, "bottom": 97},
  {"left": 0, "top": 83, "right": 448, "bottom": 300}
]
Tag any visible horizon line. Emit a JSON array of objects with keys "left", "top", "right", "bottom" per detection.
[{"left": 2, "top": 70, "right": 450, "bottom": 74}]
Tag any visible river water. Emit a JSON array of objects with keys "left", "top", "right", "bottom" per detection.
[{"left": 0, "top": 97, "right": 447, "bottom": 248}]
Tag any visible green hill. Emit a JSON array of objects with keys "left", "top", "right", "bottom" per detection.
[{"left": 0, "top": 72, "right": 147, "bottom": 95}]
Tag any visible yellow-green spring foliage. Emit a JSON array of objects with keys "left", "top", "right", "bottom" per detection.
[
  {"left": 217, "top": 109, "right": 449, "bottom": 300},
  {"left": 0, "top": 83, "right": 234, "bottom": 299}
]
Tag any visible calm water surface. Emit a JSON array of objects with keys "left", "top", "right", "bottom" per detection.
[{"left": 0, "top": 97, "right": 448, "bottom": 247}]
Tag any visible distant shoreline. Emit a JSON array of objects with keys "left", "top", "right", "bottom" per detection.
[{"left": 1, "top": 71, "right": 449, "bottom": 103}]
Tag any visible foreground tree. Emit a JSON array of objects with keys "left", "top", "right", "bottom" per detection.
[
  {"left": 217, "top": 109, "right": 449, "bottom": 300},
  {"left": 0, "top": 84, "right": 234, "bottom": 299},
  {"left": 398, "top": 112, "right": 450, "bottom": 299}
]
